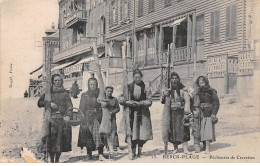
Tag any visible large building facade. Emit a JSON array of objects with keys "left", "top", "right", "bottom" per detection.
[{"left": 52, "top": 0, "right": 259, "bottom": 99}]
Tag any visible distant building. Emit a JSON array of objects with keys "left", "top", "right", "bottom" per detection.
[{"left": 29, "top": 23, "right": 59, "bottom": 97}]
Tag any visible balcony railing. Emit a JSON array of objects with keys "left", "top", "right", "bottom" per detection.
[
  {"left": 161, "top": 46, "right": 192, "bottom": 64},
  {"left": 136, "top": 46, "right": 192, "bottom": 67},
  {"left": 238, "top": 50, "right": 254, "bottom": 76},
  {"left": 53, "top": 35, "right": 106, "bottom": 63},
  {"left": 87, "top": 56, "right": 133, "bottom": 71},
  {"left": 53, "top": 37, "right": 92, "bottom": 63},
  {"left": 65, "top": 10, "right": 88, "bottom": 28}
]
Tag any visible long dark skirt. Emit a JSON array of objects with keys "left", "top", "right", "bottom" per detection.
[
  {"left": 49, "top": 118, "right": 72, "bottom": 153},
  {"left": 169, "top": 109, "right": 190, "bottom": 145},
  {"left": 78, "top": 118, "right": 105, "bottom": 151}
]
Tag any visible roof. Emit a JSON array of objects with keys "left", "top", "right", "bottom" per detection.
[{"left": 48, "top": 31, "right": 59, "bottom": 38}]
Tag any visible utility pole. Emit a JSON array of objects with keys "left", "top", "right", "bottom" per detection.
[
  {"left": 132, "top": 0, "right": 136, "bottom": 63},
  {"left": 45, "top": 40, "right": 51, "bottom": 107},
  {"left": 192, "top": 13, "right": 197, "bottom": 76},
  {"left": 41, "top": 40, "right": 51, "bottom": 162}
]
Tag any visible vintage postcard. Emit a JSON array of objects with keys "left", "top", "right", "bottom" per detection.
[{"left": 0, "top": 0, "right": 260, "bottom": 163}]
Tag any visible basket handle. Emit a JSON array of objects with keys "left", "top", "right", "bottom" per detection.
[{"left": 65, "top": 107, "right": 84, "bottom": 118}]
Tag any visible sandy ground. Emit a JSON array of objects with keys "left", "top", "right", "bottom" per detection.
[{"left": 0, "top": 96, "right": 260, "bottom": 163}]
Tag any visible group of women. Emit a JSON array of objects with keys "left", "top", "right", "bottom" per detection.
[{"left": 37, "top": 69, "right": 220, "bottom": 163}]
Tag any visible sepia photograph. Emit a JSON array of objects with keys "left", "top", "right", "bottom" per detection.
[{"left": 0, "top": 0, "right": 260, "bottom": 163}]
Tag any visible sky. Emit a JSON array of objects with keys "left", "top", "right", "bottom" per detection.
[{"left": 0, "top": 0, "right": 59, "bottom": 99}]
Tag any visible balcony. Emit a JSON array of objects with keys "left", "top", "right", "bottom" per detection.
[
  {"left": 53, "top": 37, "right": 92, "bottom": 63},
  {"left": 86, "top": 56, "right": 133, "bottom": 71},
  {"left": 53, "top": 35, "right": 106, "bottom": 63},
  {"left": 65, "top": 10, "right": 88, "bottom": 28},
  {"left": 135, "top": 46, "right": 192, "bottom": 67}
]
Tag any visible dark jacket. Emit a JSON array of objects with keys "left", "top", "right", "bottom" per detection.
[
  {"left": 70, "top": 82, "right": 80, "bottom": 97},
  {"left": 37, "top": 87, "right": 73, "bottom": 152},
  {"left": 77, "top": 89, "right": 104, "bottom": 150},
  {"left": 193, "top": 76, "right": 220, "bottom": 117}
]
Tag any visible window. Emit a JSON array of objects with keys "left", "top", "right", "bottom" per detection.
[
  {"left": 196, "top": 14, "right": 204, "bottom": 41},
  {"left": 138, "top": 0, "right": 143, "bottom": 17},
  {"left": 120, "top": 0, "right": 130, "bottom": 21},
  {"left": 91, "top": 15, "right": 93, "bottom": 30},
  {"left": 210, "top": 10, "right": 220, "bottom": 42},
  {"left": 109, "top": 0, "right": 118, "bottom": 25},
  {"left": 148, "top": 0, "right": 155, "bottom": 12},
  {"left": 164, "top": 0, "right": 171, "bottom": 7},
  {"left": 137, "top": 32, "right": 144, "bottom": 51},
  {"left": 226, "top": 4, "right": 237, "bottom": 39},
  {"left": 147, "top": 28, "right": 155, "bottom": 55}
]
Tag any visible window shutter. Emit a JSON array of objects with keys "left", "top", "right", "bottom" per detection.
[
  {"left": 215, "top": 10, "right": 220, "bottom": 41},
  {"left": 120, "top": 0, "right": 123, "bottom": 20},
  {"left": 149, "top": 0, "right": 152, "bottom": 11},
  {"left": 127, "top": 0, "right": 130, "bottom": 18},
  {"left": 226, "top": 6, "right": 231, "bottom": 39},
  {"left": 138, "top": 0, "right": 141, "bottom": 16},
  {"left": 165, "top": 0, "right": 171, "bottom": 6},
  {"left": 210, "top": 11, "right": 215, "bottom": 42},
  {"left": 138, "top": 0, "right": 143, "bottom": 16},
  {"left": 149, "top": 0, "right": 154, "bottom": 12},
  {"left": 231, "top": 4, "right": 237, "bottom": 38},
  {"left": 109, "top": 2, "right": 112, "bottom": 24},
  {"left": 115, "top": 0, "right": 118, "bottom": 23},
  {"left": 141, "top": 0, "right": 143, "bottom": 15}
]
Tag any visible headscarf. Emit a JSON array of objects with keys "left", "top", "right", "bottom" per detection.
[
  {"left": 170, "top": 72, "right": 185, "bottom": 96},
  {"left": 87, "top": 77, "right": 99, "bottom": 98},
  {"left": 194, "top": 75, "right": 210, "bottom": 93}
]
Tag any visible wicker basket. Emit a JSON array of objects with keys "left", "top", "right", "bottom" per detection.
[{"left": 65, "top": 107, "right": 84, "bottom": 126}]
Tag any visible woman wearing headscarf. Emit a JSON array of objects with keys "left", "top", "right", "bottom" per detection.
[
  {"left": 37, "top": 74, "right": 73, "bottom": 163},
  {"left": 77, "top": 77, "right": 107, "bottom": 161},
  {"left": 118, "top": 69, "right": 153, "bottom": 158},
  {"left": 193, "top": 76, "right": 220, "bottom": 154},
  {"left": 160, "top": 72, "right": 191, "bottom": 154}
]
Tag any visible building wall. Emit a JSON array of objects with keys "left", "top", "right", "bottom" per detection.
[
  {"left": 134, "top": 0, "right": 246, "bottom": 58},
  {"left": 105, "top": 0, "right": 134, "bottom": 40},
  {"left": 198, "top": 0, "right": 245, "bottom": 58},
  {"left": 88, "top": 2, "right": 106, "bottom": 37}
]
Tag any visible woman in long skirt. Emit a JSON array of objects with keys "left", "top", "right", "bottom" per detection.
[
  {"left": 118, "top": 69, "right": 153, "bottom": 158},
  {"left": 77, "top": 77, "right": 107, "bottom": 161},
  {"left": 193, "top": 76, "right": 220, "bottom": 153},
  {"left": 37, "top": 74, "right": 73, "bottom": 163}
]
